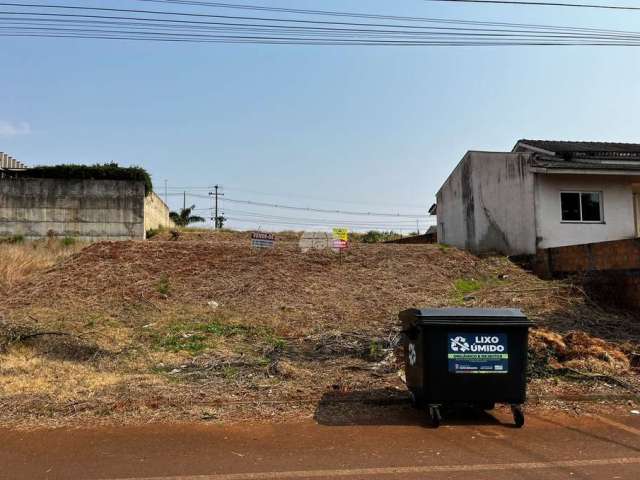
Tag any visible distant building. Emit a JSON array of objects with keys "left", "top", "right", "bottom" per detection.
[
  {"left": 0, "top": 152, "right": 28, "bottom": 173},
  {"left": 424, "top": 225, "right": 438, "bottom": 243},
  {"left": 435, "top": 140, "right": 640, "bottom": 256},
  {"left": 0, "top": 158, "right": 172, "bottom": 241}
]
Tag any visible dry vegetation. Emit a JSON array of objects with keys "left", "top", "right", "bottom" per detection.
[
  {"left": 0, "top": 238, "right": 83, "bottom": 292},
  {"left": 0, "top": 231, "right": 638, "bottom": 427}
]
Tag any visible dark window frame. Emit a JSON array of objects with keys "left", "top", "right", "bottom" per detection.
[{"left": 560, "top": 191, "right": 604, "bottom": 223}]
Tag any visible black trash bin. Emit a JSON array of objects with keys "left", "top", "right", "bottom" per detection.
[{"left": 400, "top": 308, "right": 533, "bottom": 428}]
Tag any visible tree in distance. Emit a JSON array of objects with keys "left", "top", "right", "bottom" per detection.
[{"left": 169, "top": 205, "right": 206, "bottom": 227}]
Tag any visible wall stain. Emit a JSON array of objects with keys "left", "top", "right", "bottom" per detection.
[
  {"left": 461, "top": 157, "right": 475, "bottom": 250},
  {"left": 477, "top": 182, "right": 512, "bottom": 254}
]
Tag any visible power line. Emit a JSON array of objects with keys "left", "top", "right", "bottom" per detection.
[
  {"left": 140, "top": 0, "right": 640, "bottom": 14},
  {"left": 222, "top": 197, "right": 431, "bottom": 218},
  {"left": 423, "top": 0, "right": 640, "bottom": 11},
  {"left": 167, "top": 185, "right": 431, "bottom": 209},
  {"left": 0, "top": 3, "right": 639, "bottom": 45},
  {"left": 223, "top": 216, "right": 428, "bottom": 230},
  {"left": 169, "top": 192, "right": 431, "bottom": 217},
  {"left": 216, "top": 209, "right": 428, "bottom": 226}
]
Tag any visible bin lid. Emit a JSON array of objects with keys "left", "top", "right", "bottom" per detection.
[{"left": 400, "top": 308, "right": 533, "bottom": 327}]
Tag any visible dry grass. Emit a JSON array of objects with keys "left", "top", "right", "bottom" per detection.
[
  {"left": 0, "top": 232, "right": 637, "bottom": 427},
  {"left": 0, "top": 239, "right": 83, "bottom": 292},
  {"left": 0, "top": 345, "right": 122, "bottom": 400}
]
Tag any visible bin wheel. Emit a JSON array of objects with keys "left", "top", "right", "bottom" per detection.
[
  {"left": 511, "top": 405, "right": 524, "bottom": 428},
  {"left": 428, "top": 405, "right": 442, "bottom": 428}
]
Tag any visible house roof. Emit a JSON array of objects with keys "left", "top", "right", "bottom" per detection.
[
  {"left": 532, "top": 157, "right": 640, "bottom": 172},
  {"left": 425, "top": 225, "right": 437, "bottom": 235},
  {"left": 515, "top": 139, "right": 640, "bottom": 159}
]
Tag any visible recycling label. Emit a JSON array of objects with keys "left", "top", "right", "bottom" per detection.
[{"left": 448, "top": 333, "right": 508, "bottom": 374}]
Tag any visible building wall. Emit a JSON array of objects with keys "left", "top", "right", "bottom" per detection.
[
  {"left": 534, "top": 174, "right": 636, "bottom": 249},
  {"left": 436, "top": 152, "right": 537, "bottom": 255},
  {"left": 533, "top": 238, "right": 640, "bottom": 309},
  {"left": 144, "top": 191, "right": 174, "bottom": 233},
  {"left": 0, "top": 178, "right": 145, "bottom": 240}
]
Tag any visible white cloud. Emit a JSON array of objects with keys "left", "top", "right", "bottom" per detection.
[{"left": 0, "top": 121, "right": 31, "bottom": 136}]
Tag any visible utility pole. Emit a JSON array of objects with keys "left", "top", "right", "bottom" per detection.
[
  {"left": 183, "top": 191, "right": 186, "bottom": 211},
  {"left": 209, "top": 185, "right": 224, "bottom": 229},
  {"left": 416, "top": 219, "right": 420, "bottom": 235},
  {"left": 164, "top": 180, "right": 168, "bottom": 205}
]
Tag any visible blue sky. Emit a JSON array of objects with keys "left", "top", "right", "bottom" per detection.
[{"left": 1, "top": 0, "right": 639, "bottom": 232}]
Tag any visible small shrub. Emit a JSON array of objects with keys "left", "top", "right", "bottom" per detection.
[
  {"left": 156, "top": 275, "right": 171, "bottom": 296},
  {"left": 146, "top": 228, "right": 160, "bottom": 239},
  {"left": 61, "top": 236, "right": 76, "bottom": 247},
  {"left": 368, "top": 340, "right": 385, "bottom": 361}
]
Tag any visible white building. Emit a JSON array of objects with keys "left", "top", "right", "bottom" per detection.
[{"left": 435, "top": 140, "right": 640, "bottom": 256}]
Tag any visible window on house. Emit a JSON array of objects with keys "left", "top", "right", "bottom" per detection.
[{"left": 560, "top": 192, "right": 602, "bottom": 222}]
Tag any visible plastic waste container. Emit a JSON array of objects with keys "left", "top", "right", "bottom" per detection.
[{"left": 400, "top": 308, "right": 533, "bottom": 428}]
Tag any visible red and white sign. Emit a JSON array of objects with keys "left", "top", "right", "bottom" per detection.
[{"left": 332, "top": 239, "right": 348, "bottom": 252}]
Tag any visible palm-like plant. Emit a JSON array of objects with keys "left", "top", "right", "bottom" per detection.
[{"left": 169, "top": 205, "right": 206, "bottom": 227}]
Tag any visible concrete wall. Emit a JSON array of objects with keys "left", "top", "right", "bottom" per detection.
[
  {"left": 534, "top": 174, "right": 636, "bottom": 249},
  {"left": 0, "top": 178, "right": 145, "bottom": 241},
  {"left": 384, "top": 232, "right": 437, "bottom": 244},
  {"left": 436, "top": 152, "right": 537, "bottom": 255},
  {"left": 144, "top": 192, "right": 173, "bottom": 233}
]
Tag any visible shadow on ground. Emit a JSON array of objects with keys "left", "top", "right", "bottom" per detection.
[{"left": 313, "top": 389, "right": 518, "bottom": 428}]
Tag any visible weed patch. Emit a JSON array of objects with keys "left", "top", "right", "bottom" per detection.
[
  {"left": 454, "top": 278, "right": 483, "bottom": 295},
  {"left": 156, "top": 275, "right": 171, "bottom": 296}
]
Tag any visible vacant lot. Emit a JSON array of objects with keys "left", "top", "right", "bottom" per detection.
[{"left": 0, "top": 232, "right": 638, "bottom": 427}]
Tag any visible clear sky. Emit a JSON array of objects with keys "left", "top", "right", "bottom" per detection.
[{"left": 1, "top": 0, "right": 639, "bottom": 232}]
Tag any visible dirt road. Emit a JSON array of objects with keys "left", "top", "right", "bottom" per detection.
[{"left": 2, "top": 406, "right": 640, "bottom": 480}]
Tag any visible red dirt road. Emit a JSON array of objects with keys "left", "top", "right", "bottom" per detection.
[{"left": 2, "top": 407, "right": 640, "bottom": 480}]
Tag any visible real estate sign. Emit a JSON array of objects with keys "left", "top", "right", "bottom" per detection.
[
  {"left": 332, "top": 228, "right": 348, "bottom": 241},
  {"left": 251, "top": 232, "right": 275, "bottom": 249},
  {"left": 332, "top": 228, "right": 349, "bottom": 252}
]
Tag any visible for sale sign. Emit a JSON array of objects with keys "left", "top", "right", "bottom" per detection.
[
  {"left": 251, "top": 232, "right": 275, "bottom": 249},
  {"left": 332, "top": 228, "right": 349, "bottom": 252},
  {"left": 332, "top": 228, "right": 348, "bottom": 241},
  {"left": 447, "top": 333, "right": 508, "bottom": 374}
]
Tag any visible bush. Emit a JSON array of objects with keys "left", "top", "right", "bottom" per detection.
[
  {"left": 0, "top": 234, "right": 24, "bottom": 244},
  {"left": 146, "top": 228, "right": 161, "bottom": 239},
  {"left": 358, "top": 230, "right": 403, "bottom": 244},
  {"left": 16, "top": 163, "right": 153, "bottom": 196},
  {"left": 61, "top": 236, "right": 76, "bottom": 247}
]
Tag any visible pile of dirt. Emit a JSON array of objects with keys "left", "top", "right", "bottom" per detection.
[{"left": 0, "top": 231, "right": 638, "bottom": 426}]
